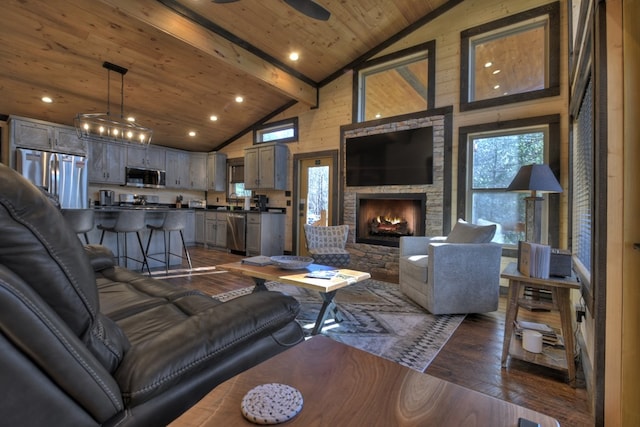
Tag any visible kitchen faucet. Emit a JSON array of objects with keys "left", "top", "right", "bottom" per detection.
[{"left": 228, "top": 193, "right": 240, "bottom": 209}]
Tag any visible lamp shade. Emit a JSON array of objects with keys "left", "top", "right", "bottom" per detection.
[{"left": 507, "top": 164, "right": 562, "bottom": 195}]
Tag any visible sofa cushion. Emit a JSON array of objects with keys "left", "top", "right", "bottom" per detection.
[
  {"left": 0, "top": 164, "right": 129, "bottom": 372},
  {"left": 445, "top": 219, "right": 496, "bottom": 243},
  {"left": 399, "top": 254, "right": 429, "bottom": 282}
]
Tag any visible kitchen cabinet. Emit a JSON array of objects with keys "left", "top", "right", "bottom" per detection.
[
  {"left": 10, "top": 116, "right": 87, "bottom": 156},
  {"left": 126, "top": 144, "right": 166, "bottom": 170},
  {"left": 195, "top": 211, "right": 205, "bottom": 244},
  {"left": 183, "top": 210, "right": 196, "bottom": 246},
  {"left": 205, "top": 211, "right": 227, "bottom": 248},
  {"left": 166, "top": 150, "right": 189, "bottom": 188},
  {"left": 53, "top": 126, "right": 86, "bottom": 155},
  {"left": 244, "top": 143, "right": 288, "bottom": 190},
  {"left": 207, "top": 152, "right": 227, "bottom": 191},
  {"left": 166, "top": 150, "right": 207, "bottom": 190},
  {"left": 88, "top": 139, "right": 125, "bottom": 185},
  {"left": 245, "top": 212, "right": 285, "bottom": 256},
  {"left": 189, "top": 153, "right": 207, "bottom": 190}
]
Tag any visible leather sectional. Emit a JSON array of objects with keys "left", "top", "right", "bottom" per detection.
[{"left": 0, "top": 163, "right": 304, "bottom": 426}]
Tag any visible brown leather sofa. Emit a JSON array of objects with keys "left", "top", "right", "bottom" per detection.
[{"left": 0, "top": 163, "right": 304, "bottom": 426}]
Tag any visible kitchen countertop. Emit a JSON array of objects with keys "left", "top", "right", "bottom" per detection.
[{"left": 93, "top": 205, "right": 286, "bottom": 213}]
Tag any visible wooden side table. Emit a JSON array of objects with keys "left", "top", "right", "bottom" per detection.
[{"left": 500, "top": 262, "right": 580, "bottom": 385}]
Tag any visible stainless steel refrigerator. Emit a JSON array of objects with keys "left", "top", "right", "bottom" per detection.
[{"left": 15, "top": 148, "right": 88, "bottom": 208}]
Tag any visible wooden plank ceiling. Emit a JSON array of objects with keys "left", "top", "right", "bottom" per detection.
[{"left": 0, "top": 0, "right": 451, "bottom": 152}]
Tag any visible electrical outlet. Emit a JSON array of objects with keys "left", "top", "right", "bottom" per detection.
[{"left": 575, "top": 304, "right": 586, "bottom": 323}]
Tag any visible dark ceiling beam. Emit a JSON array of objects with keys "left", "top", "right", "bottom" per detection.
[
  {"left": 395, "top": 68, "right": 428, "bottom": 102},
  {"left": 318, "top": 0, "right": 464, "bottom": 87},
  {"left": 99, "top": 0, "right": 318, "bottom": 106},
  {"left": 158, "top": 0, "right": 318, "bottom": 88}
]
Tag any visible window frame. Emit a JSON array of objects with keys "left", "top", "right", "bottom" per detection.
[
  {"left": 352, "top": 41, "right": 435, "bottom": 123},
  {"left": 459, "top": 2, "right": 560, "bottom": 112},
  {"left": 226, "top": 157, "right": 251, "bottom": 203},
  {"left": 253, "top": 117, "right": 298, "bottom": 144},
  {"left": 457, "top": 115, "right": 561, "bottom": 256}
]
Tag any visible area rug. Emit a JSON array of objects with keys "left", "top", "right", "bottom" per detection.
[{"left": 214, "top": 279, "right": 465, "bottom": 372}]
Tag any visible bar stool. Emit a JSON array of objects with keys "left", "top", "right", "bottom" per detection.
[
  {"left": 98, "top": 210, "right": 150, "bottom": 274},
  {"left": 145, "top": 210, "right": 192, "bottom": 274},
  {"left": 61, "top": 208, "right": 94, "bottom": 244}
]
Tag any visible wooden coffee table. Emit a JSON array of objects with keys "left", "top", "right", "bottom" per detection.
[
  {"left": 170, "top": 336, "right": 559, "bottom": 426},
  {"left": 218, "top": 261, "right": 370, "bottom": 335}
]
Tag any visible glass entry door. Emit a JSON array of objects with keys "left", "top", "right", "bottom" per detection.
[{"left": 298, "top": 156, "right": 334, "bottom": 256}]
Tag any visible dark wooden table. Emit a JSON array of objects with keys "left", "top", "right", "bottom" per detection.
[{"left": 170, "top": 336, "right": 559, "bottom": 426}]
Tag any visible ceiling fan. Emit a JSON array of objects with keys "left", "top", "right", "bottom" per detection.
[{"left": 212, "top": 0, "right": 331, "bottom": 21}]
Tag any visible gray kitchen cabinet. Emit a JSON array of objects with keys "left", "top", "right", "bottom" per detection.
[
  {"left": 195, "top": 210, "right": 205, "bottom": 244},
  {"left": 126, "top": 144, "right": 166, "bottom": 170},
  {"left": 88, "top": 139, "right": 125, "bottom": 185},
  {"left": 244, "top": 143, "right": 288, "bottom": 190},
  {"left": 10, "top": 116, "right": 50, "bottom": 151},
  {"left": 189, "top": 153, "right": 207, "bottom": 190},
  {"left": 183, "top": 210, "right": 196, "bottom": 246},
  {"left": 166, "top": 150, "right": 206, "bottom": 190},
  {"left": 166, "top": 150, "right": 189, "bottom": 188},
  {"left": 207, "top": 152, "right": 227, "bottom": 191},
  {"left": 52, "top": 126, "right": 86, "bottom": 155},
  {"left": 205, "top": 211, "right": 227, "bottom": 248},
  {"left": 245, "top": 212, "right": 284, "bottom": 256},
  {"left": 10, "top": 116, "right": 87, "bottom": 156}
]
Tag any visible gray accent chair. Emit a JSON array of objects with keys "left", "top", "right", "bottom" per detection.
[
  {"left": 303, "top": 224, "right": 350, "bottom": 267},
  {"left": 399, "top": 219, "right": 502, "bottom": 315}
]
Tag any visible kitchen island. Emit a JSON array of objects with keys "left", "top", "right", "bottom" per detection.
[
  {"left": 88, "top": 206, "right": 286, "bottom": 270},
  {"left": 89, "top": 206, "right": 197, "bottom": 271}
]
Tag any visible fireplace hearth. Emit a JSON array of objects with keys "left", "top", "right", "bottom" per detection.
[{"left": 356, "top": 193, "right": 426, "bottom": 247}]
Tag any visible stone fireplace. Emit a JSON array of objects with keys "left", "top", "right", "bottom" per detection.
[
  {"left": 356, "top": 193, "right": 426, "bottom": 247},
  {"left": 340, "top": 107, "right": 452, "bottom": 277}
]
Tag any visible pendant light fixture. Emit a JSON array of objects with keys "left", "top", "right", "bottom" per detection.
[{"left": 75, "top": 61, "right": 153, "bottom": 145}]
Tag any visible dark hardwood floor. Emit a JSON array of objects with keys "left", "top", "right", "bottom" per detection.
[{"left": 161, "top": 246, "right": 593, "bottom": 427}]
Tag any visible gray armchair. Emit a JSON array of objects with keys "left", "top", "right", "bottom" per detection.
[
  {"left": 399, "top": 220, "right": 502, "bottom": 315},
  {"left": 303, "top": 224, "right": 350, "bottom": 267}
]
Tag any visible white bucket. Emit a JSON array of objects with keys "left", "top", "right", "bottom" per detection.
[{"left": 522, "top": 330, "right": 543, "bottom": 353}]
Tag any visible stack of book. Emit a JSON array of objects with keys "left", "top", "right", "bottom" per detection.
[
  {"left": 514, "top": 320, "right": 564, "bottom": 347},
  {"left": 518, "top": 241, "right": 551, "bottom": 278}
]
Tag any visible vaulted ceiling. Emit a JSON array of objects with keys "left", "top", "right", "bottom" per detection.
[{"left": 0, "top": 0, "right": 453, "bottom": 152}]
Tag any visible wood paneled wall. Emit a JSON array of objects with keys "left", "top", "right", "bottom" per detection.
[{"left": 219, "top": 0, "right": 570, "bottom": 254}]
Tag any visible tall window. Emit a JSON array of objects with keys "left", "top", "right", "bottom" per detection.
[
  {"left": 460, "top": 2, "right": 560, "bottom": 111},
  {"left": 355, "top": 41, "right": 435, "bottom": 122},
  {"left": 458, "top": 116, "right": 561, "bottom": 250}
]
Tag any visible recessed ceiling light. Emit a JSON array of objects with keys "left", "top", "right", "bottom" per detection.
[
  {"left": 492, "top": 69, "right": 501, "bottom": 75},
  {"left": 484, "top": 62, "right": 493, "bottom": 68},
  {"left": 188, "top": 131, "right": 197, "bottom": 137},
  {"left": 235, "top": 96, "right": 244, "bottom": 103},
  {"left": 375, "top": 113, "right": 381, "bottom": 118},
  {"left": 41, "top": 96, "right": 53, "bottom": 103},
  {"left": 210, "top": 115, "right": 218, "bottom": 121},
  {"left": 493, "top": 84, "right": 501, "bottom": 90},
  {"left": 289, "top": 52, "right": 299, "bottom": 61},
  {"left": 126, "top": 116, "right": 136, "bottom": 122}
]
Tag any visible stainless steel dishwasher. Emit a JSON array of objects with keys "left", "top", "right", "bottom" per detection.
[{"left": 226, "top": 213, "right": 246, "bottom": 252}]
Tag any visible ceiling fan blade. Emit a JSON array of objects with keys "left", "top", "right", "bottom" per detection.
[{"left": 283, "top": 0, "right": 331, "bottom": 21}]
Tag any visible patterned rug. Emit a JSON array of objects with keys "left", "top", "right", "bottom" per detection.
[{"left": 214, "top": 279, "right": 465, "bottom": 372}]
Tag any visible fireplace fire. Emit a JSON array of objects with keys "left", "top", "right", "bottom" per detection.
[
  {"left": 370, "top": 215, "right": 410, "bottom": 236},
  {"left": 356, "top": 193, "right": 426, "bottom": 247}
]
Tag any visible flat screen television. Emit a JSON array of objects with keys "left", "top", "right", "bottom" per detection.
[{"left": 345, "top": 127, "right": 433, "bottom": 186}]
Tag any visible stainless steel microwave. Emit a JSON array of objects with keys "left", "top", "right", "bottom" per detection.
[{"left": 125, "top": 167, "right": 166, "bottom": 188}]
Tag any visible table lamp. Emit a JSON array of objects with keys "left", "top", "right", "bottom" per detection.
[{"left": 507, "top": 164, "right": 562, "bottom": 243}]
